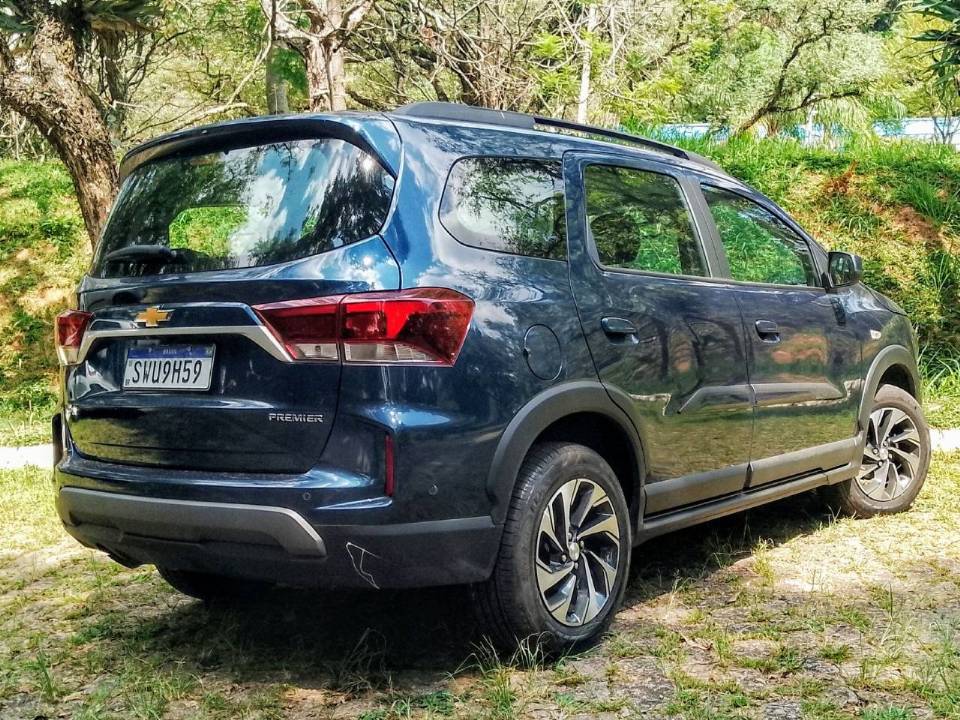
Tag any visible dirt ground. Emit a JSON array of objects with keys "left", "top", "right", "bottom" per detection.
[{"left": 2, "top": 454, "right": 959, "bottom": 720}]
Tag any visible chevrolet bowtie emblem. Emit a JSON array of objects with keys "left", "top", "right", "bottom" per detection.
[{"left": 135, "top": 307, "right": 171, "bottom": 327}]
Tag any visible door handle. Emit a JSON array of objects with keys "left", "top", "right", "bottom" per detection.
[
  {"left": 754, "top": 319, "right": 780, "bottom": 343},
  {"left": 601, "top": 316, "right": 637, "bottom": 337}
]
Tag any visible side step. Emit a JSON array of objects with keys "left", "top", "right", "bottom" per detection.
[{"left": 638, "top": 461, "right": 857, "bottom": 542}]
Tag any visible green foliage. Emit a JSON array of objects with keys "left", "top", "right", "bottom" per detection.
[
  {"left": 921, "top": 346, "right": 960, "bottom": 426},
  {"left": 168, "top": 206, "right": 243, "bottom": 259},
  {"left": 915, "top": 0, "right": 960, "bottom": 86},
  {"left": 718, "top": 1, "right": 889, "bottom": 128},
  {"left": 861, "top": 707, "right": 914, "bottom": 720},
  {"left": 0, "top": 160, "right": 88, "bottom": 427}
]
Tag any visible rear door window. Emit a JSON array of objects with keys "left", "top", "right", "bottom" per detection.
[
  {"left": 94, "top": 138, "right": 394, "bottom": 277},
  {"left": 583, "top": 164, "right": 707, "bottom": 277},
  {"left": 702, "top": 186, "right": 818, "bottom": 287},
  {"left": 440, "top": 157, "right": 566, "bottom": 260}
]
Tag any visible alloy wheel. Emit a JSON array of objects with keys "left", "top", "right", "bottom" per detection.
[
  {"left": 856, "top": 406, "right": 923, "bottom": 502},
  {"left": 535, "top": 478, "right": 621, "bottom": 627}
]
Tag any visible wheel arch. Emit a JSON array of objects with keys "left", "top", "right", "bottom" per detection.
[
  {"left": 859, "top": 344, "right": 921, "bottom": 431},
  {"left": 486, "top": 381, "right": 645, "bottom": 531}
]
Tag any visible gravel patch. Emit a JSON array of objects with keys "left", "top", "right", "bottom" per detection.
[
  {"left": 0, "top": 443, "right": 51, "bottom": 470},
  {"left": 933, "top": 427, "right": 960, "bottom": 452}
]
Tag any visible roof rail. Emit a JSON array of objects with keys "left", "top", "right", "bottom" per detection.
[
  {"left": 391, "top": 102, "right": 724, "bottom": 173},
  {"left": 532, "top": 115, "right": 686, "bottom": 160},
  {"left": 393, "top": 102, "right": 535, "bottom": 131}
]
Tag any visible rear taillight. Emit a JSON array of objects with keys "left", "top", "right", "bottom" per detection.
[
  {"left": 251, "top": 295, "right": 340, "bottom": 361},
  {"left": 254, "top": 288, "right": 474, "bottom": 366},
  {"left": 340, "top": 289, "right": 475, "bottom": 364},
  {"left": 55, "top": 309, "right": 92, "bottom": 365}
]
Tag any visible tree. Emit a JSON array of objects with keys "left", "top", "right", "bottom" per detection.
[
  {"left": 666, "top": 0, "right": 893, "bottom": 135},
  {"left": 122, "top": 0, "right": 268, "bottom": 142},
  {"left": 0, "top": 0, "right": 158, "bottom": 246},
  {"left": 915, "top": 0, "right": 960, "bottom": 78},
  {"left": 566, "top": 2, "right": 599, "bottom": 123},
  {"left": 260, "top": 0, "right": 376, "bottom": 111},
  {"left": 349, "top": 0, "right": 588, "bottom": 113},
  {"left": 915, "top": 0, "right": 960, "bottom": 134},
  {"left": 737, "top": 2, "right": 884, "bottom": 133}
]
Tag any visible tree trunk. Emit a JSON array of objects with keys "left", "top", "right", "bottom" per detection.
[
  {"left": 304, "top": 35, "right": 347, "bottom": 111},
  {"left": 0, "top": 16, "right": 118, "bottom": 247},
  {"left": 305, "top": 39, "right": 327, "bottom": 110},
  {"left": 324, "top": 42, "right": 347, "bottom": 111},
  {"left": 266, "top": 45, "right": 290, "bottom": 114},
  {"left": 265, "top": 0, "right": 373, "bottom": 113},
  {"left": 576, "top": 5, "right": 598, "bottom": 124},
  {"left": 46, "top": 127, "right": 119, "bottom": 247},
  {"left": 322, "top": 0, "right": 347, "bottom": 111}
]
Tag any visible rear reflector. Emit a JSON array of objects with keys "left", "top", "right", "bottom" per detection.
[
  {"left": 55, "top": 309, "right": 93, "bottom": 365},
  {"left": 253, "top": 288, "right": 474, "bottom": 366},
  {"left": 384, "top": 433, "right": 395, "bottom": 496}
]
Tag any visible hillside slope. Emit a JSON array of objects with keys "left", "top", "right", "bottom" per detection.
[{"left": 0, "top": 161, "right": 88, "bottom": 442}]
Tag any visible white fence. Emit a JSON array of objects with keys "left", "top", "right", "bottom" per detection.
[{"left": 658, "top": 117, "right": 960, "bottom": 147}]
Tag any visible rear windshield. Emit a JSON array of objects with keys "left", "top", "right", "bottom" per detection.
[{"left": 94, "top": 138, "right": 394, "bottom": 277}]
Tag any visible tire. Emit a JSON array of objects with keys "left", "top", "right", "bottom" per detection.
[
  {"left": 475, "top": 442, "right": 632, "bottom": 654},
  {"left": 823, "top": 384, "right": 931, "bottom": 517},
  {"left": 156, "top": 566, "right": 272, "bottom": 603}
]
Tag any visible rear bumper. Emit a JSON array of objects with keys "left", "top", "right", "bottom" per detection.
[
  {"left": 55, "top": 468, "right": 501, "bottom": 590},
  {"left": 58, "top": 488, "right": 328, "bottom": 557}
]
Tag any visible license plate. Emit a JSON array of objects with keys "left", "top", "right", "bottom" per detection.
[{"left": 123, "top": 346, "right": 215, "bottom": 391}]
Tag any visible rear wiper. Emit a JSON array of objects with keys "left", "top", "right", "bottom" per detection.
[{"left": 103, "top": 244, "right": 178, "bottom": 264}]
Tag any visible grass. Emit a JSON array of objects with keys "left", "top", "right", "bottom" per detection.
[
  {"left": 922, "top": 349, "right": 960, "bottom": 428},
  {"left": 0, "top": 160, "right": 87, "bottom": 441},
  {"left": 3, "top": 453, "right": 960, "bottom": 717},
  {"left": 0, "top": 404, "right": 54, "bottom": 446}
]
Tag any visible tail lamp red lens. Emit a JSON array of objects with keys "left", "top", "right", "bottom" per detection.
[
  {"left": 55, "top": 309, "right": 93, "bottom": 365},
  {"left": 251, "top": 295, "right": 341, "bottom": 361},
  {"left": 253, "top": 288, "right": 474, "bottom": 366}
]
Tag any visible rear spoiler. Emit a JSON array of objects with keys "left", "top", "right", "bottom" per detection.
[{"left": 119, "top": 113, "right": 402, "bottom": 182}]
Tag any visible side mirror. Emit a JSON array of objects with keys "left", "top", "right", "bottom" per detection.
[{"left": 827, "top": 251, "right": 863, "bottom": 288}]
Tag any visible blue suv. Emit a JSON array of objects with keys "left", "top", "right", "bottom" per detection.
[{"left": 53, "top": 102, "right": 930, "bottom": 649}]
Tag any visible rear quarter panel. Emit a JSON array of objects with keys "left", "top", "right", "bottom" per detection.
[
  {"left": 342, "top": 119, "right": 600, "bottom": 523},
  {"left": 841, "top": 284, "right": 919, "bottom": 431}
]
